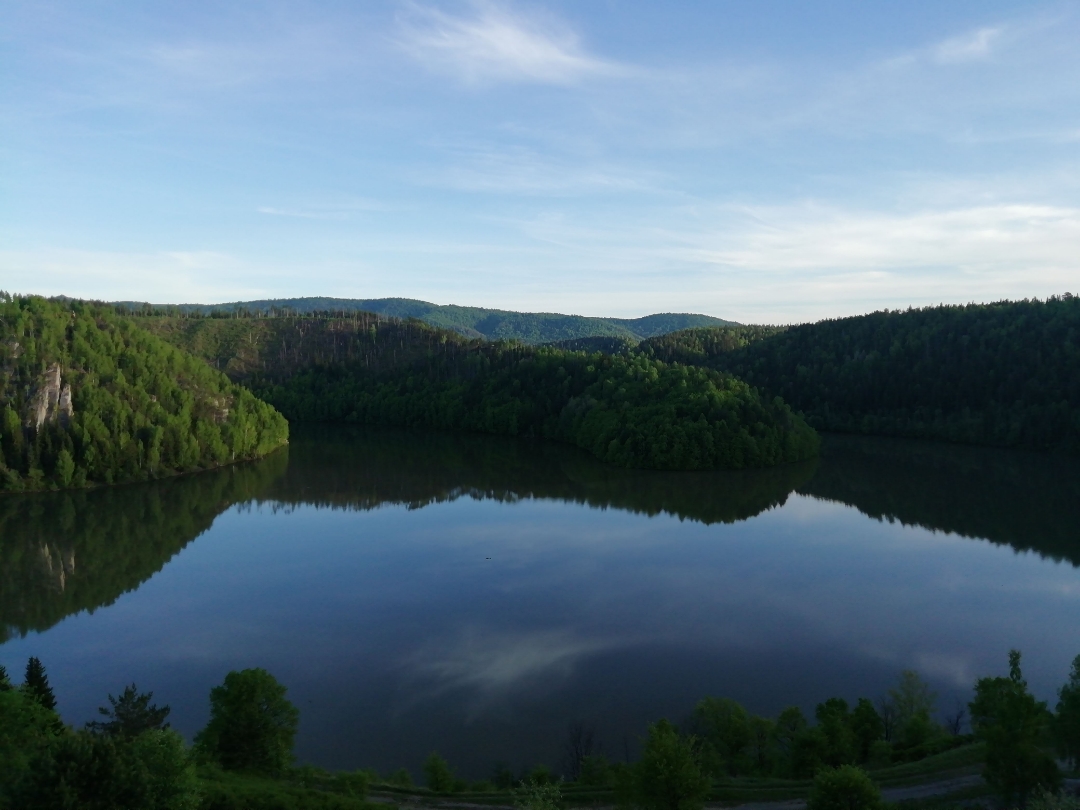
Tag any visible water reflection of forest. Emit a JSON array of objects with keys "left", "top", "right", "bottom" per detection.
[
  {"left": 801, "top": 434, "right": 1080, "bottom": 565},
  {"left": 260, "top": 425, "right": 815, "bottom": 525},
  {"left": 0, "top": 451, "right": 289, "bottom": 642},
  {"left": 2, "top": 426, "right": 1078, "bottom": 642}
]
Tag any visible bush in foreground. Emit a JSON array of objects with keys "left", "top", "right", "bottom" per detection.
[{"left": 806, "top": 765, "right": 883, "bottom": 810}]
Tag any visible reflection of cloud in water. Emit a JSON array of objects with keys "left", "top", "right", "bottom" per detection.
[
  {"left": 914, "top": 651, "right": 977, "bottom": 689},
  {"left": 403, "top": 629, "right": 623, "bottom": 712}
]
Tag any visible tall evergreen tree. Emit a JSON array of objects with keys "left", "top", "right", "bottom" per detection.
[
  {"left": 23, "top": 657, "right": 57, "bottom": 711},
  {"left": 0, "top": 664, "right": 12, "bottom": 692},
  {"left": 86, "top": 683, "right": 171, "bottom": 739}
]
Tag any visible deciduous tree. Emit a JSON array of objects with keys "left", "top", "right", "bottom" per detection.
[{"left": 194, "top": 668, "right": 299, "bottom": 774}]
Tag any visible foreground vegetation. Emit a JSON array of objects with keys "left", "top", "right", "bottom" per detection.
[
  {"left": 0, "top": 295, "right": 288, "bottom": 492},
  {"left": 3, "top": 651, "right": 1078, "bottom": 809},
  {"left": 641, "top": 296, "right": 1080, "bottom": 453}
]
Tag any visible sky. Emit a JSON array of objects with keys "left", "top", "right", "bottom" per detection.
[{"left": 2, "top": 0, "right": 1079, "bottom": 323}]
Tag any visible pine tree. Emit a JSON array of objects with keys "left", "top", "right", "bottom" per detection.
[
  {"left": 23, "top": 656, "right": 57, "bottom": 711},
  {"left": 86, "top": 683, "right": 170, "bottom": 739},
  {"left": 0, "top": 663, "right": 12, "bottom": 691}
]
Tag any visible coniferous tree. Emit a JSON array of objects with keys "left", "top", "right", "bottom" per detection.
[
  {"left": 23, "top": 657, "right": 57, "bottom": 711},
  {"left": 0, "top": 664, "right": 12, "bottom": 691},
  {"left": 86, "top": 683, "right": 171, "bottom": 739}
]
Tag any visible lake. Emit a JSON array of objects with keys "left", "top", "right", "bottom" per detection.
[{"left": 2, "top": 426, "right": 1079, "bottom": 779}]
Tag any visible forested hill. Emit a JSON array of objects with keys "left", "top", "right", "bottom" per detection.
[
  {"left": 640, "top": 295, "right": 1080, "bottom": 453},
  {"left": 0, "top": 296, "right": 288, "bottom": 491},
  {"left": 114, "top": 296, "right": 736, "bottom": 343},
  {"left": 134, "top": 310, "right": 479, "bottom": 382},
  {"left": 133, "top": 313, "right": 818, "bottom": 470}
]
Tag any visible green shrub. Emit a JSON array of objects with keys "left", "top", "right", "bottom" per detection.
[
  {"left": 806, "top": 765, "right": 883, "bottom": 810},
  {"left": 512, "top": 778, "right": 562, "bottom": 810},
  {"left": 423, "top": 752, "right": 455, "bottom": 792}
]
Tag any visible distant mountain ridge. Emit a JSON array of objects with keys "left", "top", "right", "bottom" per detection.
[{"left": 112, "top": 297, "right": 737, "bottom": 344}]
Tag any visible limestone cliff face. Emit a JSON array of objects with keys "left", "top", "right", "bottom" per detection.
[
  {"left": 37, "top": 541, "right": 76, "bottom": 593},
  {"left": 25, "top": 363, "right": 74, "bottom": 430}
]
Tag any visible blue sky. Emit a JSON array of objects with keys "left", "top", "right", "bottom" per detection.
[{"left": 2, "top": 0, "right": 1078, "bottom": 322}]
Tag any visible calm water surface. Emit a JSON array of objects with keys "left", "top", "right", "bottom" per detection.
[{"left": 2, "top": 427, "right": 1079, "bottom": 777}]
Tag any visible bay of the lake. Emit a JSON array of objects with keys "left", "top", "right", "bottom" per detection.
[{"left": 2, "top": 426, "right": 1079, "bottom": 778}]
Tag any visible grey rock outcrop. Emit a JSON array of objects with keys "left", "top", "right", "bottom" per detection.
[{"left": 25, "top": 363, "right": 74, "bottom": 430}]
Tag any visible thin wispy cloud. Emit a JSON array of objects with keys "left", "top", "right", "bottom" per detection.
[
  {"left": 396, "top": 1, "right": 628, "bottom": 85},
  {"left": 257, "top": 199, "right": 390, "bottom": 219},
  {"left": 934, "top": 26, "right": 1003, "bottom": 64},
  {"left": 0, "top": 249, "right": 278, "bottom": 303},
  {"left": 694, "top": 203, "right": 1080, "bottom": 273},
  {"left": 416, "top": 145, "right": 665, "bottom": 195},
  {"left": 5, "top": 2, "right": 1080, "bottom": 320}
]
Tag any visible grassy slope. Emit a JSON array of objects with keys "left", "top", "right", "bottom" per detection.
[{"left": 115, "top": 297, "right": 737, "bottom": 343}]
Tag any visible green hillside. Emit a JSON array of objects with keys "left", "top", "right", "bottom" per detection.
[
  {"left": 0, "top": 296, "right": 289, "bottom": 491},
  {"left": 131, "top": 311, "right": 816, "bottom": 470},
  {"left": 134, "top": 311, "right": 479, "bottom": 381},
  {"left": 640, "top": 295, "right": 1080, "bottom": 453},
  {"left": 114, "top": 296, "right": 736, "bottom": 343},
  {"left": 258, "top": 345, "right": 820, "bottom": 470}
]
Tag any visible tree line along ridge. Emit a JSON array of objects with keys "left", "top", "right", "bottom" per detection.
[{"left": 1, "top": 292, "right": 1076, "bottom": 492}]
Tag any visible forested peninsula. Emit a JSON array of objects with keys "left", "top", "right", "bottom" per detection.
[
  {"left": 134, "top": 312, "right": 818, "bottom": 470},
  {"left": 0, "top": 296, "right": 288, "bottom": 492}
]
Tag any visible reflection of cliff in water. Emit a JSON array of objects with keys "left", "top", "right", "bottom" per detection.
[
  {"left": 0, "top": 450, "right": 289, "bottom": 642},
  {"left": 259, "top": 425, "right": 817, "bottom": 526},
  {"left": 10, "top": 426, "right": 1074, "bottom": 645},
  {"left": 801, "top": 434, "right": 1080, "bottom": 566}
]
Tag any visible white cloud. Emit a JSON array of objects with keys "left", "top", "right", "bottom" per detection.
[
  {"left": 934, "top": 26, "right": 1003, "bottom": 64},
  {"left": 257, "top": 199, "right": 390, "bottom": 219},
  {"left": 396, "top": 1, "right": 627, "bottom": 85},
  {"left": 690, "top": 203, "right": 1080, "bottom": 274},
  {"left": 415, "top": 144, "right": 664, "bottom": 195},
  {"left": 402, "top": 628, "right": 621, "bottom": 710},
  {"left": 0, "top": 249, "right": 278, "bottom": 303}
]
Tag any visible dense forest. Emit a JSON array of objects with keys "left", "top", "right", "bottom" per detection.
[
  {"left": 0, "top": 296, "right": 288, "bottom": 492},
  {"left": 641, "top": 296, "right": 1080, "bottom": 453},
  {"left": 132, "top": 312, "right": 819, "bottom": 470},
  {"left": 135, "top": 310, "right": 479, "bottom": 382},
  {"left": 115, "top": 296, "right": 736, "bottom": 343},
  {"left": 255, "top": 346, "right": 820, "bottom": 470}
]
